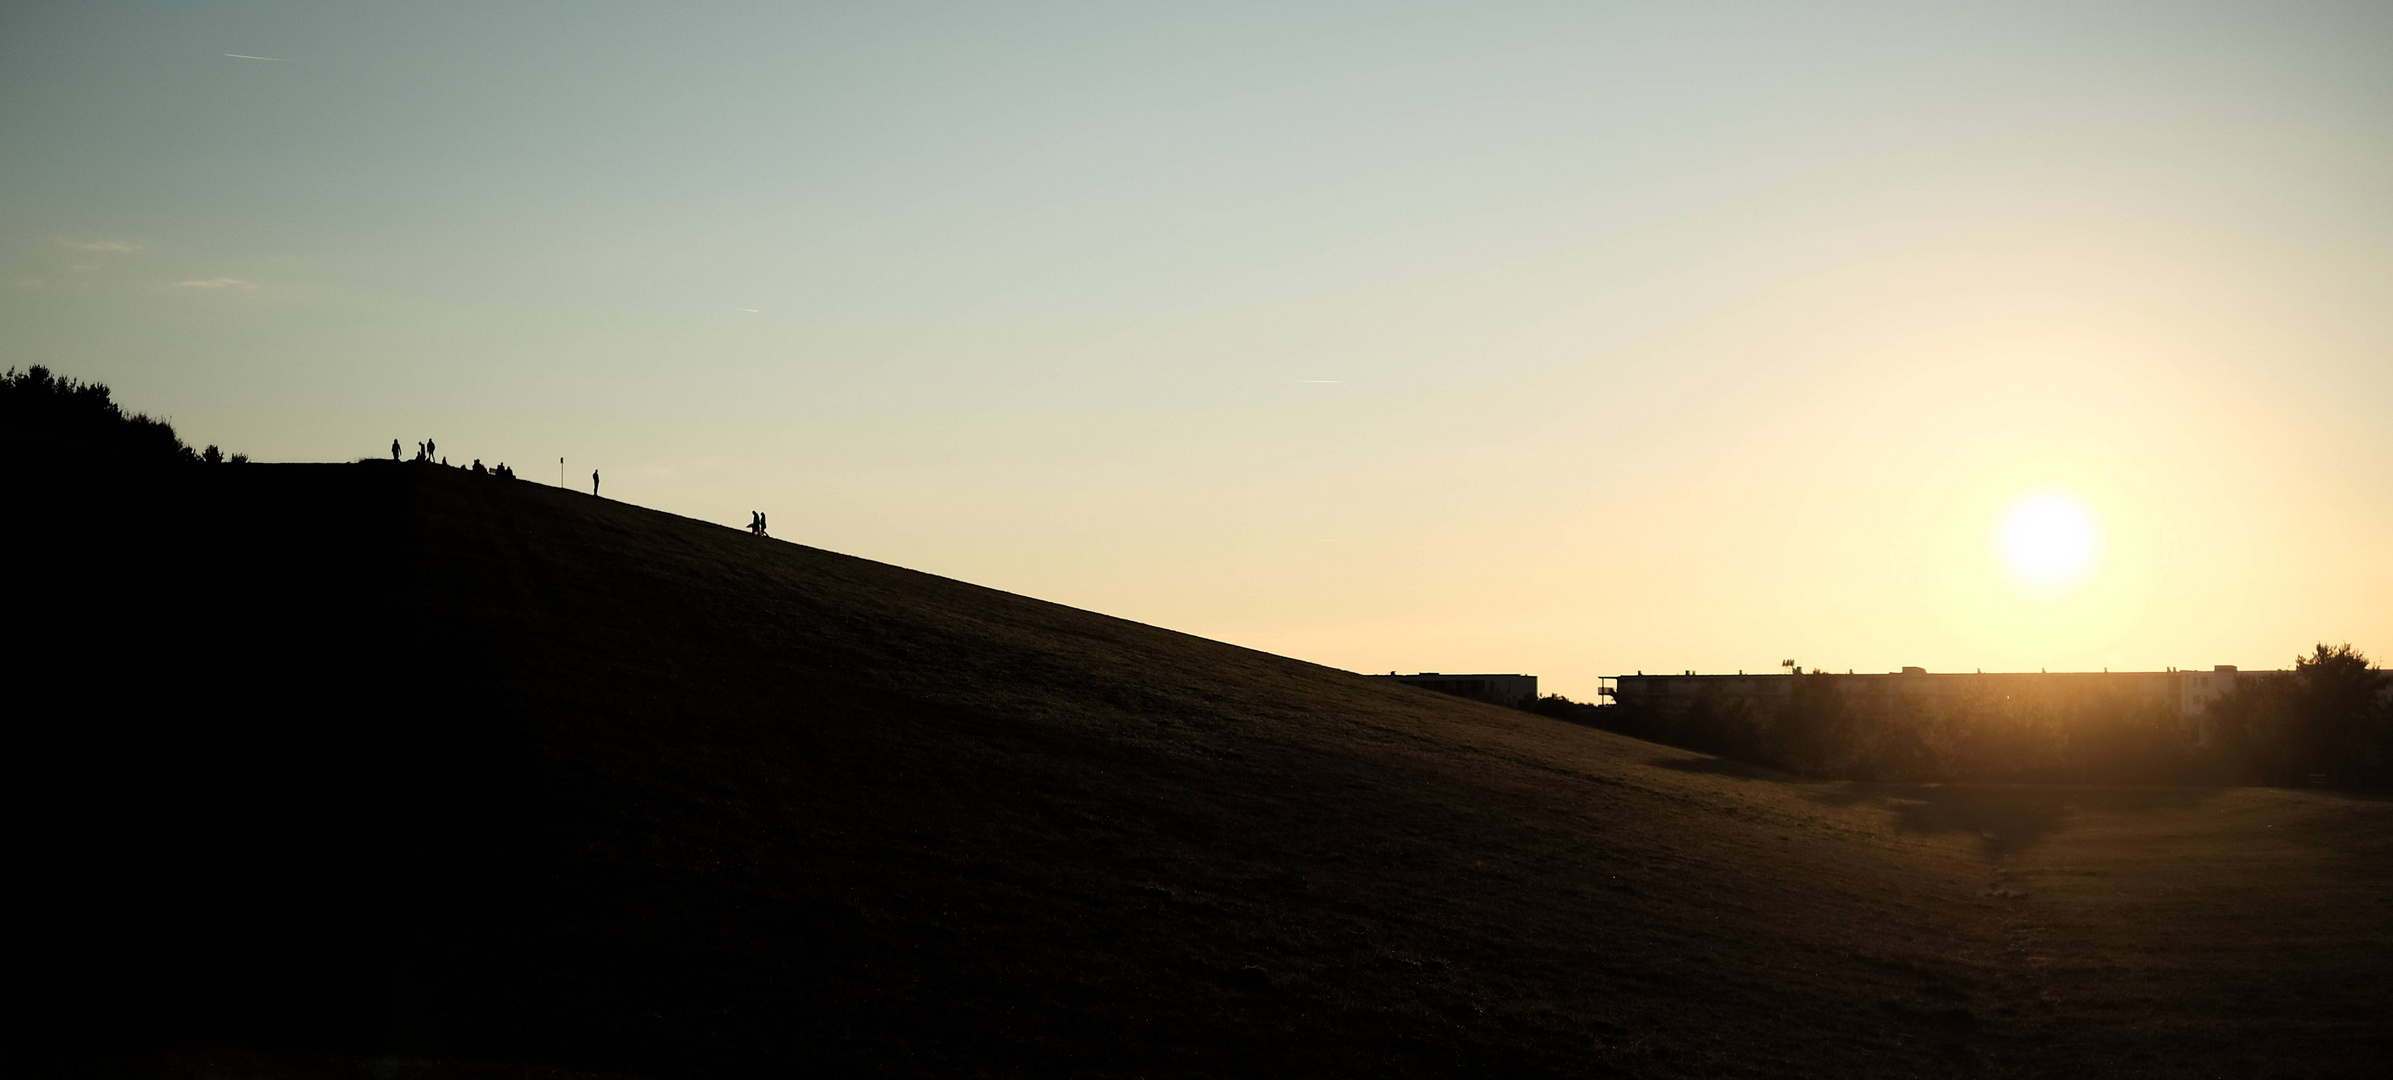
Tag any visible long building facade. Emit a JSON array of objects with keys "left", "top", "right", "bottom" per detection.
[{"left": 1604, "top": 665, "right": 2280, "bottom": 745}]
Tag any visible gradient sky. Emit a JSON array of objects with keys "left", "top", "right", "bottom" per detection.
[{"left": 6, "top": 2, "right": 2388, "bottom": 697}]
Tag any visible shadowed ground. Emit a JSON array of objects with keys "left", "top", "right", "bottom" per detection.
[{"left": 21, "top": 463, "right": 2389, "bottom": 1078}]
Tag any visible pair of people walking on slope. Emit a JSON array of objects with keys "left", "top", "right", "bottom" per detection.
[{"left": 749, "top": 511, "right": 769, "bottom": 538}]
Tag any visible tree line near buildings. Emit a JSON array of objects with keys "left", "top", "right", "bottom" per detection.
[
  {"left": 1534, "top": 644, "right": 2391, "bottom": 788},
  {"left": 2200, "top": 646, "right": 2391, "bottom": 787}
]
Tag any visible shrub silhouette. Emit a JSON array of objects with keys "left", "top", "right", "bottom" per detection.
[{"left": 2237, "top": 644, "right": 2390, "bottom": 786}]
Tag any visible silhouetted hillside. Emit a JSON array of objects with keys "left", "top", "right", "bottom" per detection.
[{"left": 20, "top": 463, "right": 2390, "bottom": 1079}]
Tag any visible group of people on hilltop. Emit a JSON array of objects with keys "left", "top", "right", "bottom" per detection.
[
  {"left": 392, "top": 437, "right": 514, "bottom": 479},
  {"left": 382, "top": 439, "right": 773, "bottom": 521}
]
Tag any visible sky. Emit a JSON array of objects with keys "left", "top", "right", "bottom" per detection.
[{"left": 5, "top": 2, "right": 2388, "bottom": 698}]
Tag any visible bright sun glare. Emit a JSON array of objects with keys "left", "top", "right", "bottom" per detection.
[{"left": 1997, "top": 492, "right": 2099, "bottom": 593}]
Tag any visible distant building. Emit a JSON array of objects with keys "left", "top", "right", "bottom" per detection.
[
  {"left": 1374, "top": 672, "right": 1538, "bottom": 708},
  {"left": 1603, "top": 665, "right": 2283, "bottom": 746}
]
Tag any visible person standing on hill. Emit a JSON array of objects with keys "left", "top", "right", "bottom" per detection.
[
  {"left": 592, "top": 469, "right": 600, "bottom": 497},
  {"left": 391, "top": 438, "right": 400, "bottom": 461},
  {"left": 428, "top": 438, "right": 436, "bottom": 462}
]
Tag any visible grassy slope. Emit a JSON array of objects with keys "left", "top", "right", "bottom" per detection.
[{"left": 125, "top": 465, "right": 2393, "bottom": 1077}]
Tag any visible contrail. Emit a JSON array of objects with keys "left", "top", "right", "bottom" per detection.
[{"left": 224, "top": 53, "right": 299, "bottom": 62}]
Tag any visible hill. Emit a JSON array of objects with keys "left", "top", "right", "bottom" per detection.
[{"left": 19, "top": 462, "right": 2390, "bottom": 1078}]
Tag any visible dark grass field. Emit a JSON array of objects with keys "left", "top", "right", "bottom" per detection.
[{"left": 19, "top": 463, "right": 2390, "bottom": 1078}]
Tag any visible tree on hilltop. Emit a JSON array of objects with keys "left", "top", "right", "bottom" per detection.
[{"left": 2, "top": 365, "right": 242, "bottom": 467}]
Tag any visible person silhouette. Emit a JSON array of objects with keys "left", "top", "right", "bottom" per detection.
[
  {"left": 428, "top": 438, "right": 436, "bottom": 462},
  {"left": 749, "top": 511, "right": 760, "bottom": 535},
  {"left": 391, "top": 438, "right": 400, "bottom": 461},
  {"left": 592, "top": 469, "right": 600, "bottom": 496},
  {"left": 760, "top": 511, "right": 767, "bottom": 537}
]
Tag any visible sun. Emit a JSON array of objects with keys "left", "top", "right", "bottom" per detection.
[{"left": 1996, "top": 491, "right": 2099, "bottom": 593}]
